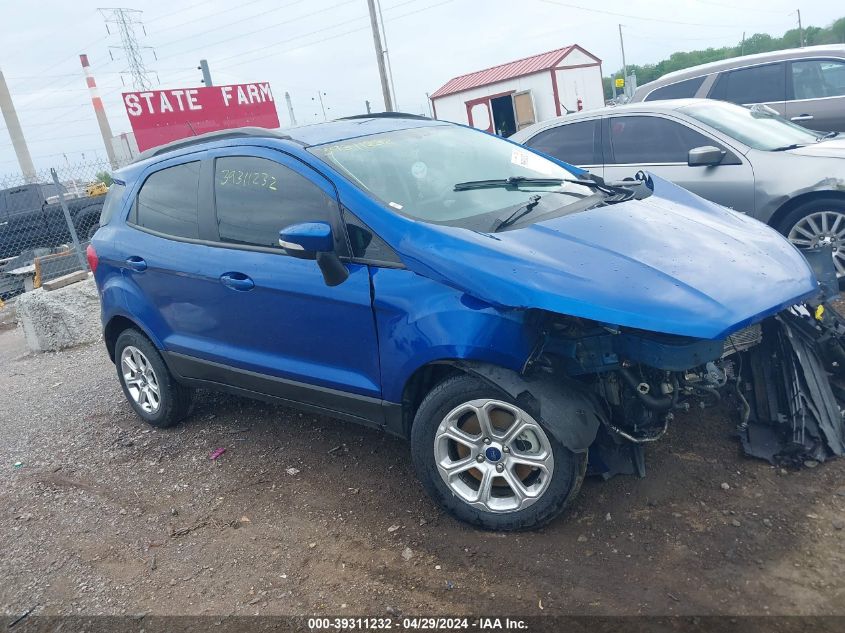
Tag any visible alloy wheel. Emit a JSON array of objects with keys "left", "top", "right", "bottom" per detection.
[
  {"left": 433, "top": 399, "right": 555, "bottom": 513},
  {"left": 120, "top": 345, "right": 161, "bottom": 414},
  {"left": 787, "top": 210, "right": 845, "bottom": 277}
]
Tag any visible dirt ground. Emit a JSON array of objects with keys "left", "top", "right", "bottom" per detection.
[{"left": 1, "top": 323, "right": 844, "bottom": 618}]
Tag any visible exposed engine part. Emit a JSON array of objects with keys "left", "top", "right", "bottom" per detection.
[
  {"left": 602, "top": 413, "right": 669, "bottom": 444},
  {"left": 618, "top": 367, "right": 677, "bottom": 412},
  {"left": 722, "top": 323, "right": 763, "bottom": 358},
  {"left": 739, "top": 308, "right": 845, "bottom": 465}
]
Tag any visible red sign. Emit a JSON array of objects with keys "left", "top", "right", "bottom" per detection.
[{"left": 122, "top": 82, "right": 280, "bottom": 152}]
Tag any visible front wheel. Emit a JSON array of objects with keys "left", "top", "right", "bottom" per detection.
[
  {"left": 410, "top": 374, "right": 586, "bottom": 531},
  {"left": 777, "top": 199, "right": 845, "bottom": 278}
]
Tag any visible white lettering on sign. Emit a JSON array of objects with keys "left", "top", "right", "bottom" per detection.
[
  {"left": 221, "top": 86, "right": 234, "bottom": 107},
  {"left": 123, "top": 83, "right": 275, "bottom": 116},
  {"left": 124, "top": 93, "right": 142, "bottom": 116},
  {"left": 187, "top": 89, "right": 201, "bottom": 110}
]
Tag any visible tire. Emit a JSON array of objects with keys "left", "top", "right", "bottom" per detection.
[
  {"left": 410, "top": 373, "right": 587, "bottom": 531},
  {"left": 114, "top": 329, "right": 193, "bottom": 428},
  {"left": 775, "top": 197, "right": 845, "bottom": 280},
  {"left": 86, "top": 222, "right": 100, "bottom": 240}
]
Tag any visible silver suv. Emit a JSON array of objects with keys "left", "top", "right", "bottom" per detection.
[{"left": 631, "top": 45, "right": 845, "bottom": 132}]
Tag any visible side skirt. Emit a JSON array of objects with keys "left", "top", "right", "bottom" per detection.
[{"left": 162, "top": 351, "right": 405, "bottom": 437}]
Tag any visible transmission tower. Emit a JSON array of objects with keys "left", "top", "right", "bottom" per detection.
[{"left": 98, "top": 7, "right": 157, "bottom": 90}]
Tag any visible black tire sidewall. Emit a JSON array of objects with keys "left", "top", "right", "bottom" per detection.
[
  {"left": 410, "top": 374, "right": 585, "bottom": 531},
  {"left": 114, "top": 329, "right": 186, "bottom": 428}
]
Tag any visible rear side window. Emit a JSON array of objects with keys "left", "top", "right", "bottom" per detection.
[
  {"left": 791, "top": 59, "right": 845, "bottom": 100},
  {"left": 709, "top": 62, "right": 786, "bottom": 104},
  {"left": 644, "top": 76, "right": 706, "bottom": 101},
  {"left": 608, "top": 116, "right": 716, "bottom": 164},
  {"left": 99, "top": 183, "right": 126, "bottom": 226},
  {"left": 524, "top": 120, "right": 601, "bottom": 165},
  {"left": 214, "top": 156, "right": 335, "bottom": 249},
  {"left": 135, "top": 162, "right": 201, "bottom": 238}
]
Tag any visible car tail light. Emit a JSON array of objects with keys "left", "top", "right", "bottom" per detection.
[{"left": 86, "top": 244, "right": 99, "bottom": 272}]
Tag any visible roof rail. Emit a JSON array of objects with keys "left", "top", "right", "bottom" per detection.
[
  {"left": 133, "top": 127, "right": 291, "bottom": 162},
  {"left": 339, "top": 112, "right": 432, "bottom": 121}
]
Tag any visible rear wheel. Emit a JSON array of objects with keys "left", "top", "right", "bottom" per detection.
[
  {"left": 114, "top": 329, "right": 193, "bottom": 428},
  {"left": 410, "top": 374, "right": 586, "bottom": 530},
  {"left": 777, "top": 199, "right": 845, "bottom": 278}
]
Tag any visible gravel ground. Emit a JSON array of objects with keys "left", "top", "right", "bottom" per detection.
[{"left": 1, "top": 323, "right": 844, "bottom": 618}]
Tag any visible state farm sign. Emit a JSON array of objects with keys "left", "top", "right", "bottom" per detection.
[{"left": 122, "top": 82, "right": 280, "bottom": 152}]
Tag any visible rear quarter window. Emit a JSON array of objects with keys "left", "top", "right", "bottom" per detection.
[
  {"left": 98, "top": 183, "right": 126, "bottom": 226},
  {"left": 134, "top": 162, "right": 201, "bottom": 239},
  {"left": 644, "top": 76, "right": 707, "bottom": 101}
]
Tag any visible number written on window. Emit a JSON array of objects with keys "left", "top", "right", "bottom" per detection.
[
  {"left": 218, "top": 168, "right": 278, "bottom": 191},
  {"left": 214, "top": 156, "right": 336, "bottom": 249}
]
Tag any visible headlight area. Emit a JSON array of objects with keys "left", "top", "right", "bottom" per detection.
[{"left": 532, "top": 307, "right": 845, "bottom": 478}]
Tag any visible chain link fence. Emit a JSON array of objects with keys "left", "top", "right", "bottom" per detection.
[{"left": 0, "top": 160, "right": 116, "bottom": 302}]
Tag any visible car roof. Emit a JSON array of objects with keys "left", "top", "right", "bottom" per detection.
[
  {"left": 635, "top": 44, "right": 845, "bottom": 95},
  {"left": 118, "top": 115, "right": 447, "bottom": 182}
]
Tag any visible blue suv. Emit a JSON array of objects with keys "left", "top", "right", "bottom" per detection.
[{"left": 89, "top": 115, "right": 820, "bottom": 530}]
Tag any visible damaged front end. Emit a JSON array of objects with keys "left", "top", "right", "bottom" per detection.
[{"left": 523, "top": 247, "right": 845, "bottom": 479}]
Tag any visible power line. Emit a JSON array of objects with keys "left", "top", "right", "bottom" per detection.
[
  {"left": 213, "top": 0, "right": 430, "bottom": 69},
  {"left": 154, "top": 0, "right": 359, "bottom": 60},
  {"left": 153, "top": 0, "right": 288, "bottom": 37},
  {"left": 537, "top": 0, "right": 788, "bottom": 28}
]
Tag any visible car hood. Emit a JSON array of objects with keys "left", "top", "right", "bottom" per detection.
[
  {"left": 788, "top": 137, "right": 845, "bottom": 158},
  {"left": 395, "top": 176, "right": 818, "bottom": 340}
]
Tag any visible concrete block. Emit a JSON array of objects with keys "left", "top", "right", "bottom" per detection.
[{"left": 16, "top": 278, "right": 101, "bottom": 352}]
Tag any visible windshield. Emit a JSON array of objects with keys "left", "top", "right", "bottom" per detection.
[
  {"left": 680, "top": 101, "right": 820, "bottom": 151},
  {"left": 308, "top": 125, "right": 595, "bottom": 227}
]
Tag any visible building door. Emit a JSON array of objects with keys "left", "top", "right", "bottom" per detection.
[
  {"left": 513, "top": 91, "right": 536, "bottom": 130},
  {"left": 490, "top": 94, "right": 517, "bottom": 137}
]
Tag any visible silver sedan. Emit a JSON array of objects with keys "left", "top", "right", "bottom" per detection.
[{"left": 511, "top": 99, "right": 845, "bottom": 275}]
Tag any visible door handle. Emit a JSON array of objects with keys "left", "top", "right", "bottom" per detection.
[
  {"left": 220, "top": 272, "right": 255, "bottom": 291},
  {"left": 791, "top": 114, "right": 814, "bottom": 121},
  {"left": 125, "top": 256, "right": 147, "bottom": 272}
]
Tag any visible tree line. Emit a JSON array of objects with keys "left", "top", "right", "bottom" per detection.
[{"left": 603, "top": 16, "right": 845, "bottom": 98}]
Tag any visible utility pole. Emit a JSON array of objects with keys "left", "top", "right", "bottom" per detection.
[
  {"left": 796, "top": 9, "right": 805, "bottom": 47},
  {"left": 198, "top": 59, "right": 213, "bottom": 86},
  {"left": 741, "top": 31, "right": 746, "bottom": 56},
  {"left": 618, "top": 24, "right": 628, "bottom": 99},
  {"left": 366, "top": 0, "right": 393, "bottom": 112},
  {"left": 375, "top": 0, "right": 398, "bottom": 110},
  {"left": 285, "top": 91, "right": 297, "bottom": 126},
  {"left": 0, "top": 68, "right": 37, "bottom": 182},
  {"left": 99, "top": 7, "right": 157, "bottom": 91},
  {"left": 365, "top": 100, "right": 371, "bottom": 114}
]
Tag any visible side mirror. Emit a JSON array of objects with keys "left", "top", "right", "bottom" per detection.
[
  {"left": 278, "top": 221, "right": 349, "bottom": 287},
  {"left": 688, "top": 145, "right": 726, "bottom": 167}
]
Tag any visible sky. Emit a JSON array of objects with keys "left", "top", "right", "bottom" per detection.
[{"left": 0, "top": 0, "right": 842, "bottom": 174}]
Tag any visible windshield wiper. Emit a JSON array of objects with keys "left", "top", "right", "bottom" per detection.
[
  {"left": 771, "top": 143, "right": 805, "bottom": 151},
  {"left": 492, "top": 195, "right": 543, "bottom": 232},
  {"left": 454, "top": 175, "right": 635, "bottom": 199},
  {"left": 817, "top": 131, "right": 840, "bottom": 141},
  {"left": 454, "top": 176, "right": 564, "bottom": 191}
]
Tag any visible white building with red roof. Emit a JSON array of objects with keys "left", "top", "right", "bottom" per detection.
[{"left": 429, "top": 45, "right": 603, "bottom": 137}]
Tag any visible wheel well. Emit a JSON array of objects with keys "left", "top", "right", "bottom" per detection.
[
  {"left": 769, "top": 190, "right": 845, "bottom": 232},
  {"left": 104, "top": 315, "right": 140, "bottom": 361},
  {"left": 400, "top": 362, "right": 466, "bottom": 437}
]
